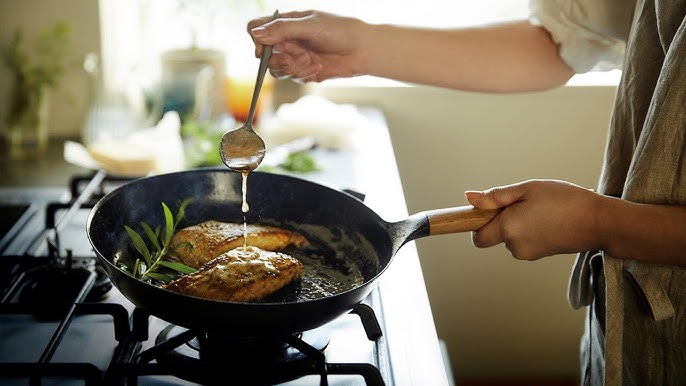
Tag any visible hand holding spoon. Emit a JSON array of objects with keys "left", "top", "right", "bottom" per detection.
[{"left": 220, "top": 10, "right": 279, "bottom": 172}]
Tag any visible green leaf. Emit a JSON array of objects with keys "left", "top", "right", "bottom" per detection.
[
  {"left": 145, "top": 271, "right": 173, "bottom": 284},
  {"left": 175, "top": 198, "right": 191, "bottom": 227},
  {"left": 281, "top": 151, "right": 319, "bottom": 173},
  {"left": 124, "top": 225, "right": 151, "bottom": 266},
  {"left": 123, "top": 198, "right": 194, "bottom": 285},
  {"left": 171, "top": 241, "right": 193, "bottom": 254},
  {"left": 141, "top": 222, "right": 161, "bottom": 251},
  {"left": 158, "top": 260, "right": 197, "bottom": 274},
  {"left": 162, "top": 202, "right": 174, "bottom": 246}
]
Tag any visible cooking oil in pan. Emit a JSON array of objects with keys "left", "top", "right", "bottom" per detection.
[
  {"left": 231, "top": 172, "right": 367, "bottom": 301},
  {"left": 293, "top": 250, "right": 365, "bottom": 300},
  {"left": 261, "top": 222, "right": 379, "bottom": 303}
]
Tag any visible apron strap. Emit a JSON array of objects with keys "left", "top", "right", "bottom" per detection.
[
  {"left": 602, "top": 254, "right": 624, "bottom": 386},
  {"left": 624, "top": 260, "right": 676, "bottom": 321}
]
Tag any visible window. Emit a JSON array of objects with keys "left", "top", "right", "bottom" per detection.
[
  {"left": 99, "top": 0, "right": 529, "bottom": 87},
  {"left": 98, "top": 0, "right": 616, "bottom": 96}
]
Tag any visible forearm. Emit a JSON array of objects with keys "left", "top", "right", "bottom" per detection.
[
  {"left": 597, "top": 196, "right": 686, "bottom": 267},
  {"left": 361, "top": 20, "right": 575, "bottom": 93}
]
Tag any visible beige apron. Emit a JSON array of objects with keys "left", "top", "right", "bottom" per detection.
[{"left": 568, "top": 0, "right": 686, "bottom": 385}]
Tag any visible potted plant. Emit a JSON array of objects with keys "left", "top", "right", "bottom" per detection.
[{"left": 2, "top": 21, "right": 70, "bottom": 157}]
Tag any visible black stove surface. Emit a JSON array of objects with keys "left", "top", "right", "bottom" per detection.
[
  {"left": 0, "top": 204, "right": 34, "bottom": 252},
  {"left": 0, "top": 173, "right": 391, "bottom": 386}
]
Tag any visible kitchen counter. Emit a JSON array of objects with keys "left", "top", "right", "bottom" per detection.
[
  {"left": 351, "top": 109, "right": 452, "bottom": 386},
  {"left": 0, "top": 140, "right": 89, "bottom": 187},
  {"left": 0, "top": 108, "right": 451, "bottom": 386}
]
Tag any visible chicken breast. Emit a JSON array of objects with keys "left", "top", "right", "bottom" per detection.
[
  {"left": 170, "top": 220, "right": 308, "bottom": 269},
  {"left": 163, "top": 246, "right": 303, "bottom": 302}
]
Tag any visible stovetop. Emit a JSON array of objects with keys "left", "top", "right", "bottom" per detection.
[
  {"left": 0, "top": 172, "right": 391, "bottom": 386},
  {"left": 1, "top": 110, "right": 452, "bottom": 386}
]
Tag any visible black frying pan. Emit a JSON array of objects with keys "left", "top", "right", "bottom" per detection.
[{"left": 87, "top": 168, "right": 497, "bottom": 336}]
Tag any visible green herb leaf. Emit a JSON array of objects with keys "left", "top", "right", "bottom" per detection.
[
  {"left": 124, "top": 225, "right": 151, "bottom": 266},
  {"left": 158, "top": 260, "right": 197, "bottom": 274},
  {"left": 141, "top": 222, "right": 161, "bottom": 251},
  {"left": 144, "top": 271, "right": 174, "bottom": 284},
  {"left": 162, "top": 202, "right": 174, "bottom": 246},
  {"left": 175, "top": 198, "right": 191, "bottom": 227},
  {"left": 171, "top": 241, "right": 193, "bottom": 254},
  {"left": 280, "top": 152, "right": 320, "bottom": 173},
  {"left": 123, "top": 199, "right": 193, "bottom": 285}
]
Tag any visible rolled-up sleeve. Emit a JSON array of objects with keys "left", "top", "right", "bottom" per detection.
[{"left": 530, "top": 0, "right": 636, "bottom": 73}]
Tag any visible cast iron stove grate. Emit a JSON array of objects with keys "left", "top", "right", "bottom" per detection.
[
  {"left": 0, "top": 253, "right": 132, "bottom": 385},
  {"left": 0, "top": 170, "right": 132, "bottom": 384},
  {"left": 108, "top": 304, "right": 386, "bottom": 386}
]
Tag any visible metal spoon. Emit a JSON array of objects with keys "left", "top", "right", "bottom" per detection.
[{"left": 219, "top": 10, "right": 279, "bottom": 172}]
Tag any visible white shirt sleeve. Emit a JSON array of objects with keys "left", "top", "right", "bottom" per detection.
[{"left": 529, "top": 0, "right": 636, "bottom": 73}]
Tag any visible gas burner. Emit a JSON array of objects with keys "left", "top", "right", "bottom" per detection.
[
  {"left": 89, "top": 263, "right": 113, "bottom": 300},
  {"left": 51, "top": 254, "right": 113, "bottom": 301},
  {"left": 69, "top": 256, "right": 114, "bottom": 301},
  {"left": 152, "top": 325, "right": 330, "bottom": 385},
  {"left": 1, "top": 255, "right": 112, "bottom": 318}
]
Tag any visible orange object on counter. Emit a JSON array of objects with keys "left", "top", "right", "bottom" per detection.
[{"left": 224, "top": 76, "right": 274, "bottom": 124}]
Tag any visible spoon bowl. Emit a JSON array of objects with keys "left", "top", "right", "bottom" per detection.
[
  {"left": 219, "top": 126, "right": 267, "bottom": 172},
  {"left": 220, "top": 10, "right": 279, "bottom": 172}
]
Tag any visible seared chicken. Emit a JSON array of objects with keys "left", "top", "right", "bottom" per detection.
[
  {"left": 170, "top": 220, "right": 308, "bottom": 269},
  {"left": 163, "top": 246, "right": 303, "bottom": 302}
]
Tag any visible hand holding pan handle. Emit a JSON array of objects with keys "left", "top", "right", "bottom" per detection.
[{"left": 426, "top": 206, "right": 502, "bottom": 235}]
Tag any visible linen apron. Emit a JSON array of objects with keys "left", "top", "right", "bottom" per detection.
[{"left": 568, "top": 0, "right": 686, "bottom": 384}]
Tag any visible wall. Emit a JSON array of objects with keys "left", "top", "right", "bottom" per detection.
[{"left": 311, "top": 82, "right": 617, "bottom": 380}]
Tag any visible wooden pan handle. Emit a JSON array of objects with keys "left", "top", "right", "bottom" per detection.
[{"left": 426, "top": 206, "right": 501, "bottom": 235}]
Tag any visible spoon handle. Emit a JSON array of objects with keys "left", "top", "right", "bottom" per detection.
[{"left": 246, "top": 10, "right": 280, "bottom": 128}]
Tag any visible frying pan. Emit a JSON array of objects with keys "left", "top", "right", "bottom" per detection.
[{"left": 87, "top": 168, "right": 498, "bottom": 336}]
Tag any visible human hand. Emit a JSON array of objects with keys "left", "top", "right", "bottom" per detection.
[
  {"left": 247, "top": 10, "right": 369, "bottom": 82},
  {"left": 465, "top": 179, "right": 602, "bottom": 260}
]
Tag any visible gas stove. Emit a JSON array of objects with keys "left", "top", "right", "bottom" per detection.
[
  {"left": 0, "top": 109, "right": 451, "bottom": 386},
  {"left": 0, "top": 171, "right": 392, "bottom": 385}
]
